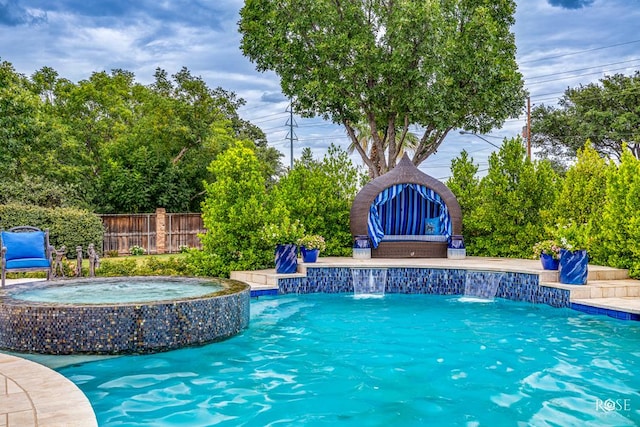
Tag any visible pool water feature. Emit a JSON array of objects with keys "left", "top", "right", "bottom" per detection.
[
  {"left": 351, "top": 267, "right": 387, "bottom": 296},
  {"left": 60, "top": 294, "right": 640, "bottom": 426},
  {"left": 0, "top": 277, "right": 250, "bottom": 354},
  {"left": 463, "top": 271, "right": 505, "bottom": 300}
]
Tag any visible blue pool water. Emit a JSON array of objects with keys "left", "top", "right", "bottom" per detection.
[{"left": 59, "top": 294, "right": 640, "bottom": 426}]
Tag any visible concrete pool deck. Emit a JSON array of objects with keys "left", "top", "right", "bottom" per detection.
[
  {"left": 2, "top": 257, "right": 639, "bottom": 425},
  {"left": 0, "top": 352, "right": 97, "bottom": 426},
  {"left": 1, "top": 280, "right": 98, "bottom": 427}
]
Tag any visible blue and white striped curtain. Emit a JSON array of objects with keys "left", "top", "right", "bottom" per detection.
[{"left": 367, "top": 184, "right": 451, "bottom": 248}]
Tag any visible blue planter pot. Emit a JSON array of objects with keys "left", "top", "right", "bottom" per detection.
[
  {"left": 275, "top": 244, "right": 298, "bottom": 274},
  {"left": 559, "top": 249, "right": 588, "bottom": 285},
  {"left": 540, "top": 253, "right": 559, "bottom": 270},
  {"left": 300, "top": 246, "right": 319, "bottom": 263}
]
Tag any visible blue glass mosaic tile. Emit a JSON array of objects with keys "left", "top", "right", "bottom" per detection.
[
  {"left": 571, "top": 303, "right": 640, "bottom": 321},
  {"left": 276, "top": 267, "right": 573, "bottom": 311},
  {"left": 0, "top": 278, "right": 250, "bottom": 354},
  {"left": 251, "top": 289, "right": 279, "bottom": 298}
]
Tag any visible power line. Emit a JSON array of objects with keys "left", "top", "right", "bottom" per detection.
[
  {"left": 525, "top": 58, "right": 640, "bottom": 81},
  {"left": 250, "top": 112, "right": 288, "bottom": 124},
  {"left": 525, "top": 63, "right": 640, "bottom": 86},
  {"left": 519, "top": 39, "right": 640, "bottom": 64}
]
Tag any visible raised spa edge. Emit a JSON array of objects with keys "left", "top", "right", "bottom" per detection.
[{"left": 0, "top": 276, "right": 250, "bottom": 355}]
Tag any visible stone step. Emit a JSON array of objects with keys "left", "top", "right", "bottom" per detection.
[
  {"left": 543, "top": 279, "right": 640, "bottom": 300},
  {"left": 539, "top": 266, "right": 629, "bottom": 283},
  {"left": 230, "top": 269, "right": 303, "bottom": 289}
]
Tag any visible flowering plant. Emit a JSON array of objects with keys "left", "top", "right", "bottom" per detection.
[
  {"left": 297, "top": 234, "right": 326, "bottom": 251},
  {"left": 532, "top": 239, "right": 561, "bottom": 260},
  {"left": 129, "top": 245, "right": 146, "bottom": 256},
  {"left": 261, "top": 219, "right": 305, "bottom": 246},
  {"left": 554, "top": 221, "right": 591, "bottom": 252}
]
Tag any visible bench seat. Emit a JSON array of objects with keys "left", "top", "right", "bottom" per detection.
[{"left": 380, "top": 235, "right": 448, "bottom": 242}]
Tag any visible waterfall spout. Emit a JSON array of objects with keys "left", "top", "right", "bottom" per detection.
[
  {"left": 351, "top": 268, "right": 387, "bottom": 297},
  {"left": 462, "top": 271, "right": 504, "bottom": 301}
]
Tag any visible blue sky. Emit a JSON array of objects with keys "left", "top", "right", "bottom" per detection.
[{"left": 1, "top": 0, "right": 639, "bottom": 179}]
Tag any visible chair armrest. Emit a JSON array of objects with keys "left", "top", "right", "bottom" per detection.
[{"left": 1, "top": 246, "right": 6, "bottom": 267}]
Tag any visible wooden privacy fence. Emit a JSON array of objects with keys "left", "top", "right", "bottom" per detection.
[{"left": 100, "top": 208, "right": 205, "bottom": 255}]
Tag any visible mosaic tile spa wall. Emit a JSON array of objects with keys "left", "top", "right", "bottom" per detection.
[{"left": 0, "top": 278, "right": 250, "bottom": 355}]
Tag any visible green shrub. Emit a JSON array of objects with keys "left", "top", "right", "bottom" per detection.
[
  {"left": 598, "top": 149, "right": 640, "bottom": 277},
  {"left": 139, "top": 256, "right": 190, "bottom": 276},
  {"left": 96, "top": 259, "right": 138, "bottom": 277},
  {"left": 183, "top": 250, "right": 220, "bottom": 277},
  {"left": 0, "top": 175, "right": 84, "bottom": 208},
  {"left": 0, "top": 203, "right": 104, "bottom": 258},
  {"left": 200, "top": 141, "right": 278, "bottom": 277},
  {"left": 272, "top": 145, "right": 363, "bottom": 257},
  {"left": 95, "top": 256, "right": 191, "bottom": 277},
  {"left": 458, "top": 137, "right": 559, "bottom": 258},
  {"left": 129, "top": 245, "right": 146, "bottom": 256}
]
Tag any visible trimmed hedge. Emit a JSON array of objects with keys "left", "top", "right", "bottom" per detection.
[{"left": 0, "top": 203, "right": 104, "bottom": 257}]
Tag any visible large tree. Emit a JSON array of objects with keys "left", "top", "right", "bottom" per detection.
[
  {"left": 0, "top": 60, "right": 45, "bottom": 177},
  {"left": 239, "top": 0, "right": 525, "bottom": 177},
  {"left": 531, "top": 72, "right": 640, "bottom": 163},
  {"left": 16, "top": 64, "right": 282, "bottom": 213}
]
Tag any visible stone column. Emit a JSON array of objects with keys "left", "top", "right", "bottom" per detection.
[{"left": 156, "top": 207, "right": 166, "bottom": 254}]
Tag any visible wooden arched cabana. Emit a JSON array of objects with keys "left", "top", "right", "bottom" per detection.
[{"left": 350, "top": 154, "right": 462, "bottom": 258}]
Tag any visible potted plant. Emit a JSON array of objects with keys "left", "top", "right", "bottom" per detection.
[
  {"left": 262, "top": 219, "right": 305, "bottom": 274},
  {"left": 297, "top": 234, "right": 326, "bottom": 263},
  {"left": 555, "top": 222, "right": 591, "bottom": 285},
  {"left": 532, "top": 239, "right": 561, "bottom": 270}
]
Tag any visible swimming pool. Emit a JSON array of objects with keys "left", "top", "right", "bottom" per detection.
[{"left": 60, "top": 294, "right": 640, "bottom": 426}]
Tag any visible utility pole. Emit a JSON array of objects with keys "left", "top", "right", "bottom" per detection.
[
  {"left": 285, "top": 99, "right": 297, "bottom": 169},
  {"left": 526, "top": 96, "right": 531, "bottom": 160}
]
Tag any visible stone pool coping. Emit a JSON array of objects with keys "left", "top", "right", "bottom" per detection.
[{"left": 0, "top": 351, "right": 97, "bottom": 426}]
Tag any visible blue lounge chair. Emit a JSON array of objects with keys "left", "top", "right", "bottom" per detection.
[{"left": 1, "top": 226, "right": 53, "bottom": 287}]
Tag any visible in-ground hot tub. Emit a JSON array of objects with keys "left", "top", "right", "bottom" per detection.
[{"left": 0, "top": 276, "right": 250, "bottom": 355}]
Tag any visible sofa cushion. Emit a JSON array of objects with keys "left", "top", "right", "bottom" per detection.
[
  {"left": 381, "top": 235, "right": 448, "bottom": 242},
  {"left": 423, "top": 217, "right": 442, "bottom": 235},
  {"left": 1, "top": 231, "right": 46, "bottom": 261},
  {"left": 6, "top": 258, "right": 51, "bottom": 269}
]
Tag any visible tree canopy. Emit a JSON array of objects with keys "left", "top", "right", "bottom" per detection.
[
  {"left": 239, "top": 0, "right": 525, "bottom": 177},
  {"left": 531, "top": 71, "right": 640, "bottom": 164},
  {"left": 0, "top": 59, "right": 282, "bottom": 213}
]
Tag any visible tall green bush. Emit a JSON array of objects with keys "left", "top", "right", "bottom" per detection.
[
  {"left": 546, "top": 142, "right": 609, "bottom": 263},
  {"left": 598, "top": 149, "right": 640, "bottom": 277},
  {"left": 196, "top": 141, "right": 286, "bottom": 277},
  {"left": 0, "top": 203, "right": 103, "bottom": 257},
  {"left": 548, "top": 142, "right": 609, "bottom": 224},
  {"left": 273, "top": 145, "right": 364, "bottom": 256},
  {"left": 447, "top": 150, "right": 481, "bottom": 252},
  {"left": 469, "top": 138, "right": 559, "bottom": 258}
]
